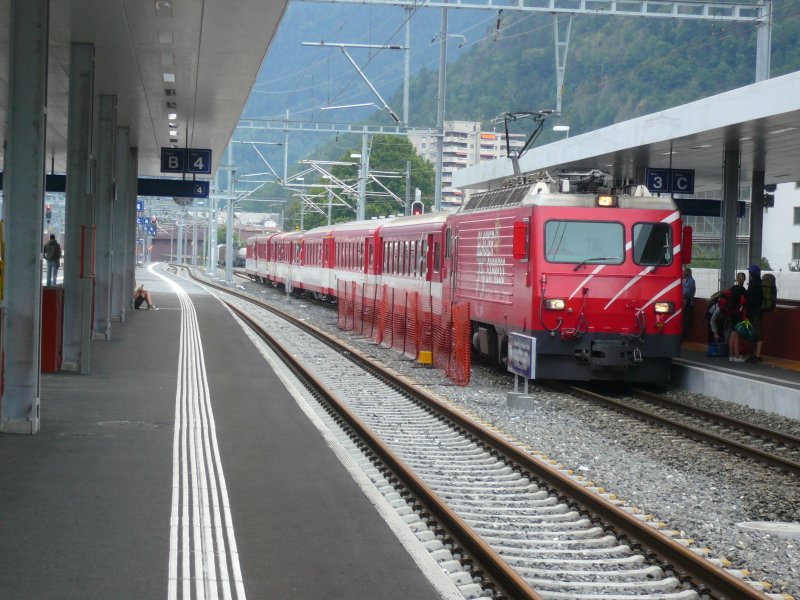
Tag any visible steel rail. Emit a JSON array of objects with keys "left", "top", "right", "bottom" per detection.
[
  {"left": 182, "top": 267, "right": 769, "bottom": 599},
  {"left": 224, "top": 300, "right": 542, "bottom": 600},
  {"left": 633, "top": 387, "right": 800, "bottom": 449},
  {"left": 568, "top": 384, "right": 800, "bottom": 477}
]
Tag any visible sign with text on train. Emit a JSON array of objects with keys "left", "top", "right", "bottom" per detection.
[
  {"left": 645, "top": 167, "right": 695, "bottom": 194},
  {"left": 136, "top": 200, "right": 144, "bottom": 212},
  {"left": 160, "top": 148, "right": 212, "bottom": 174}
]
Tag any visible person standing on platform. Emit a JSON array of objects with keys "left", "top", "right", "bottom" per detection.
[
  {"left": 744, "top": 264, "right": 764, "bottom": 363},
  {"left": 682, "top": 267, "right": 696, "bottom": 338},
  {"left": 42, "top": 234, "right": 62, "bottom": 286}
]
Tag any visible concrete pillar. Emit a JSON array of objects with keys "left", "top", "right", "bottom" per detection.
[
  {"left": 111, "top": 127, "right": 130, "bottom": 322},
  {"left": 62, "top": 42, "right": 95, "bottom": 374},
  {"left": 124, "top": 148, "right": 138, "bottom": 304},
  {"left": 720, "top": 145, "right": 741, "bottom": 290},
  {"left": 93, "top": 95, "right": 117, "bottom": 339},
  {"left": 0, "top": 0, "right": 49, "bottom": 434}
]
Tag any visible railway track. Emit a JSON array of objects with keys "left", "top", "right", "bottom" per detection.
[
  {"left": 180, "top": 267, "right": 774, "bottom": 599},
  {"left": 565, "top": 385, "right": 800, "bottom": 477}
]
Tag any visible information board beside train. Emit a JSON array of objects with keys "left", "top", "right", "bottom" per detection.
[{"left": 508, "top": 333, "right": 536, "bottom": 380}]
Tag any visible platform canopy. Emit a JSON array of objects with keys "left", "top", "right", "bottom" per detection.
[
  {"left": 0, "top": 0, "right": 288, "bottom": 177},
  {"left": 453, "top": 70, "right": 800, "bottom": 193}
]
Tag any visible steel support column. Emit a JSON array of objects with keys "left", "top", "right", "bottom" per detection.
[
  {"left": 92, "top": 95, "right": 117, "bottom": 340},
  {"left": 124, "top": 148, "right": 138, "bottom": 309},
  {"left": 62, "top": 42, "right": 95, "bottom": 374},
  {"left": 749, "top": 169, "right": 765, "bottom": 268},
  {"left": 720, "top": 146, "right": 741, "bottom": 290},
  {"left": 225, "top": 144, "right": 234, "bottom": 282},
  {"left": 0, "top": 0, "right": 49, "bottom": 434},
  {"left": 111, "top": 127, "right": 130, "bottom": 322}
]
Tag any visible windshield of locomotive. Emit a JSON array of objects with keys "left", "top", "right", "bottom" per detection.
[
  {"left": 632, "top": 222, "right": 672, "bottom": 266},
  {"left": 545, "top": 220, "right": 624, "bottom": 265}
]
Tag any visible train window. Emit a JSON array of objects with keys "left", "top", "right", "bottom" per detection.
[
  {"left": 410, "top": 242, "right": 417, "bottom": 277},
  {"left": 433, "top": 242, "right": 441, "bottom": 273},
  {"left": 544, "top": 220, "right": 624, "bottom": 266},
  {"left": 421, "top": 239, "right": 428, "bottom": 276},
  {"left": 633, "top": 222, "right": 672, "bottom": 266},
  {"left": 368, "top": 240, "right": 374, "bottom": 268},
  {"left": 393, "top": 241, "right": 399, "bottom": 274},
  {"left": 445, "top": 227, "right": 452, "bottom": 258}
]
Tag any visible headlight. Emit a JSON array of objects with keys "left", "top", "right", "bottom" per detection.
[
  {"left": 545, "top": 298, "right": 565, "bottom": 310},
  {"left": 596, "top": 195, "right": 618, "bottom": 208},
  {"left": 654, "top": 302, "right": 675, "bottom": 314}
]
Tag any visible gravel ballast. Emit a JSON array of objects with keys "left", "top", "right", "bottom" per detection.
[{"left": 213, "top": 273, "right": 800, "bottom": 598}]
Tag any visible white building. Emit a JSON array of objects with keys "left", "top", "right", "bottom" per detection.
[
  {"left": 408, "top": 120, "right": 524, "bottom": 206},
  {"left": 763, "top": 182, "right": 800, "bottom": 272}
]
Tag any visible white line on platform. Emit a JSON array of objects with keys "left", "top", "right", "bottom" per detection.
[{"left": 152, "top": 265, "right": 246, "bottom": 600}]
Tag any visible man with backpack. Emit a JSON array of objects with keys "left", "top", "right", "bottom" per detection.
[
  {"left": 705, "top": 272, "right": 745, "bottom": 352},
  {"left": 42, "top": 234, "right": 62, "bottom": 286},
  {"left": 743, "top": 264, "right": 765, "bottom": 363}
]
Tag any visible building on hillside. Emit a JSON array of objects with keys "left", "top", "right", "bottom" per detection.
[{"left": 407, "top": 120, "right": 524, "bottom": 206}]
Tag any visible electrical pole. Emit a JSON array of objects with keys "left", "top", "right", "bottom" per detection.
[
  {"left": 434, "top": 5, "right": 447, "bottom": 212},
  {"left": 357, "top": 133, "right": 370, "bottom": 221},
  {"left": 403, "top": 7, "right": 411, "bottom": 125}
]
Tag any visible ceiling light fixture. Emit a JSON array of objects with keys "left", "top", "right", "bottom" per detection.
[
  {"left": 168, "top": 112, "right": 177, "bottom": 119},
  {"left": 163, "top": 73, "right": 175, "bottom": 83},
  {"left": 169, "top": 130, "right": 178, "bottom": 136},
  {"left": 769, "top": 127, "right": 797, "bottom": 135}
]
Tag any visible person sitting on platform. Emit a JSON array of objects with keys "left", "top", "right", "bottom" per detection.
[{"left": 134, "top": 283, "right": 157, "bottom": 310}]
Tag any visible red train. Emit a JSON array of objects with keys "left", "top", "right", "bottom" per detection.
[{"left": 246, "top": 169, "right": 691, "bottom": 382}]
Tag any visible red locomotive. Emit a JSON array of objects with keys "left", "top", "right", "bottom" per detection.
[{"left": 246, "top": 169, "right": 691, "bottom": 382}]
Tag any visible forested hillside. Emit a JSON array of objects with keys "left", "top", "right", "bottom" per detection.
[
  {"left": 403, "top": 5, "right": 800, "bottom": 141},
  {"left": 237, "top": 2, "right": 800, "bottom": 218}
]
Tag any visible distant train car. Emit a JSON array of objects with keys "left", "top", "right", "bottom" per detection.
[
  {"left": 246, "top": 169, "right": 689, "bottom": 382},
  {"left": 217, "top": 244, "right": 246, "bottom": 268}
]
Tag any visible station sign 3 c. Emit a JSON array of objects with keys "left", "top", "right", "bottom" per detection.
[
  {"left": 645, "top": 167, "right": 695, "bottom": 194},
  {"left": 161, "top": 147, "right": 212, "bottom": 175}
]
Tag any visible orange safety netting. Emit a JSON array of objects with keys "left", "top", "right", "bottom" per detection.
[
  {"left": 449, "top": 303, "right": 471, "bottom": 386},
  {"left": 404, "top": 292, "right": 420, "bottom": 360},
  {"left": 338, "top": 281, "right": 470, "bottom": 386}
]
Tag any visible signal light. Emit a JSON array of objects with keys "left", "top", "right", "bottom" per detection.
[
  {"left": 411, "top": 200, "right": 424, "bottom": 216},
  {"left": 151, "top": 216, "right": 157, "bottom": 225},
  {"left": 45, "top": 204, "right": 52, "bottom": 224}
]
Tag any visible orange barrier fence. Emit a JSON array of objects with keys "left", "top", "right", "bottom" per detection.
[{"left": 336, "top": 280, "right": 471, "bottom": 386}]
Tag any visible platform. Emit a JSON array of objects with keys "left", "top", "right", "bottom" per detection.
[
  {"left": 0, "top": 265, "right": 457, "bottom": 599},
  {"left": 674, "top": 344, "right": 800, "bottom": 420}
]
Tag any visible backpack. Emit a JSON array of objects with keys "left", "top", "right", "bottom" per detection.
[
  {"left": 714, "top": 288, "right": 744, "bottom": 317},
  {"left": 761, "top": 273, "right": 777, "bottom": 312}
]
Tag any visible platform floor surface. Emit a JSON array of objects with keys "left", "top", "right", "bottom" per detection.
[{"left": 0, "top": 267, "right": 443, "bottom": 599}]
